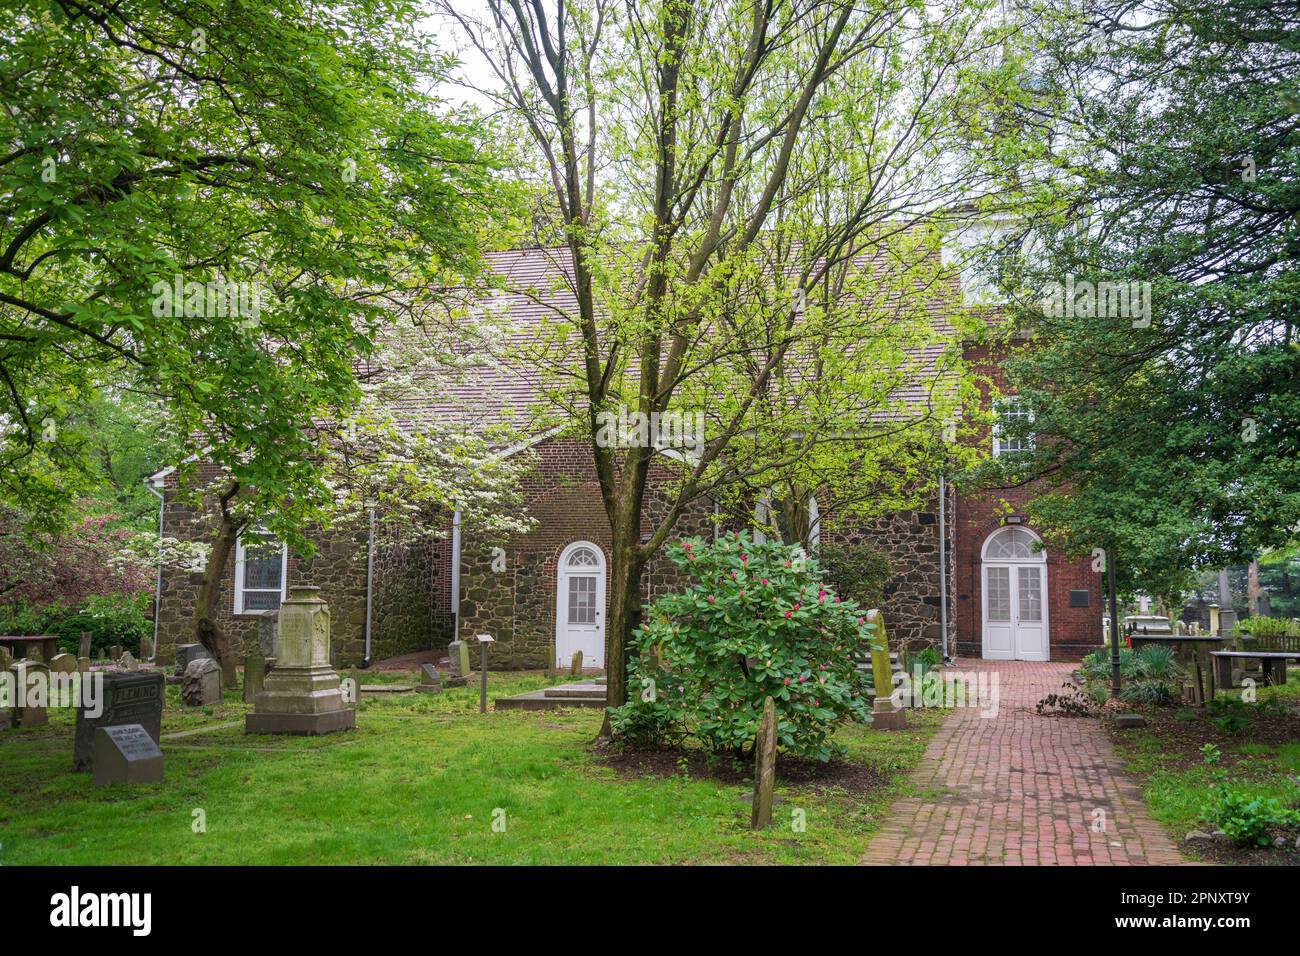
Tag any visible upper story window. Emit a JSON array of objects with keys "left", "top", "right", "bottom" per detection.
[
  {"left": 234, "top": 526, "right": 287, "bottom": 614},
  {"left": 992, "top": 398, "right": 1035, "bottom": 457}
]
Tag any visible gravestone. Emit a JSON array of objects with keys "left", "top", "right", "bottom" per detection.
[
  {"left": 77, "top": 657, "right": 91, "bottom": 672},
  {"left": 119, "top": 651, "right": 137, "bottom": 671},
  {"left": 173, "top": 643, "right": 212, "bottom": 681},
  {"left": 246, "top": 586, "right": 355, "bottom": 735},
  {"left": 140, "top": 635, "right": 153, "bottom": 660},
  {"left": 751, "top": 696, "right": 777, "bottom": 830},
  {"left": 243, "top": 654, "right": 266, "bottom": 705},
  {"left": 74, "top": 670, "right": 165, "bottom": 772},
  {"left": 181, "top": 658, "right": 222, "bottom": 707},
  {"left": 97, "top": 649, "right": 107, "bottom": 663},
  {"left": 109, "top": 645, "right": 122, "bottom": 662},
  {"left": 49, "top": 653, "right": 77, "bottom": 675},
  {"left": 866, "top": 609, "right": 907, "bottom": 730},
  {"left": 92, "top": 724, "right": 164, "bottom": 787},
  {"left": 0, "top": 646, "right": 12, "bottom": 671},
  {"left": 9, "top": 660, "right": 49, "bottom": 727},
  {"left": 445, "top": 639, "right": 470, "bottom": 688},
  {"left": 570, "top": 650, "right": 583, "bottom": 676},
  {"left": 78, "top": 631, "right": 92, "bottom": 660},
  {"left": 257, "top": 617, "right": 278, "bottom": 659},
  {"left": 416, "top": 663, "right": 442, "bottom": 695}
]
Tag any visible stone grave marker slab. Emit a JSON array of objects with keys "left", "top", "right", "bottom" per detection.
[
  {"left": 181, "top": 658, "right": 222, "bottom": 707},
  {"left": 9, "top": 660, "right": 49, "bottom": 726},
  {"left": 92, "top": 723, "right": 164, "bottom": 787},
  {"left": 243, "top": 654, "right": 266, "bottom": 705},
  {"left": 78, "top": 632, "right": 92, "bottom": 659},
  {"left": 49, "top": 653, "right": 77, "bottom": 675},
  {"left": 74, "top": 670, "right": 165, "bottom": 772},
  {"left": 416, "top": 663, "right": 442, "bottom": 695}
]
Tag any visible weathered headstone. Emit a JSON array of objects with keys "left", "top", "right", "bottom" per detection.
[
  {"left": 8, "top": 660, "right": 49, "bottom": 727},
  {"left": 92, "top": 724, "right": 164, "bottom": 787},
  {"left": 751, "top": 696, "right": 777, "bottom": 830},
  {"left": 119, "top": 651, "right": 137, "bottom": 671},
  {"left": 74, "top": 670, "right": 165, "bottom": 772},
  {"left": 97, "top": 648, "right": 107, "bottom": 663},
  {"left": 77, "top": 657, "right": 91, "bottom": 672},
  {"left": 109, "top": 644, "right": 122, "bottom": 662},
  {"left": 570, "top": 649, "right": 584, "bottom": 675},
  {"left": 416, "top": 663, "right": 442, "bottom": 695},
  {"left": 243, "top": 653, "right": 266, "bottom": 705},
  {"left": 246, "top": 586, "right": 355, "bottom": 735},
  {"left": 445, "top": 639, "right": 471, "bottom": 688},
  {"left": 0, "top": 646, "right": 12, "bottom": 672},
  {"left": 257, "top": 616, "right": 278, "bottom": 659},
  {"left": 866, "top": 609, "right": 907, "bottom": 730},
  {"left": 78, "top": 631, "right": 93, "bottom": 660},
  {"left": 140, "top": 635, "right": 153, "bottom": 660},
  {"left": 173, "top": 643, "right": 212, "bottom": 680},
  {"left": 49, "top": 653, "right": 77, "bottom": 675},
  {"left": 181, "top": 658, "right": 222, "bottom": 706}
]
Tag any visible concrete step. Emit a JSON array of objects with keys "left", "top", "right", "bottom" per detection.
[
  {"left": 494, "top": 689, "right": 607, "bottom": 711},
  {"left": 544, "top": 682, "right": 607, "bottom": 699}
]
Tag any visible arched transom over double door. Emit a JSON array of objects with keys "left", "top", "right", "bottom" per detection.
[{"left": 981, "top": 527, "right": 1049, "bottom": 661}]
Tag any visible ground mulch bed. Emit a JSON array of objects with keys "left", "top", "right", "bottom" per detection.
[
  {"left": 598, "top": 744, "right": 890, "bottom": 794},
  {"left": 1114, "top": 706, "right": 1300, "bottom": 777},
  {"left": 1110, "top": 703, "right": 1300, "bottom": 865}
]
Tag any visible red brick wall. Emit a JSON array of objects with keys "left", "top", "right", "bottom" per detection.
[{"left": 954, "top": 343, "right": 1102, "bottom": 660}]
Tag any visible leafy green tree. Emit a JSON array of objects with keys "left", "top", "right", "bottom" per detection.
[
  {"left": 0, "top": 0, "right": 501, "bottom": 543},
  {"left": 442, "top": 0, "right": 998, "bottom": 720},
  {"left": 964, "top": 0, "right": 1300, "bottom": 592}
]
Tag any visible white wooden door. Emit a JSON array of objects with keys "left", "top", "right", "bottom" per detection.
[
  {"left": 981, "top": 527, "right": 1050, "bottom": 661},
  {"left": 982, "top": 564, "right": 1015, "bottom": 659},
  {"left": 556, "top": 542, "right": 606, "bottom": 668}
]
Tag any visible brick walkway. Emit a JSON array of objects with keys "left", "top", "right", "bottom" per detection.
[{"left": 861, "top": 660, "right": 1187, "bottom": 865}]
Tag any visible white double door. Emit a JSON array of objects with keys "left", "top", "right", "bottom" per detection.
[{"left": 982, "top": 562, "right": 1048, "bottom": 661}]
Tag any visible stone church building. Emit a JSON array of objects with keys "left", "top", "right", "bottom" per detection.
[{"left": 149, "top": 245, "right": 1103, "bottom": 670}]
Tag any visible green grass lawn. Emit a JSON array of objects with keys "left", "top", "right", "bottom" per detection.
[
  {"left": 1110, "top": 670, "right": 1300, "bottom": 855},
  {"left": 0, "top": 670, "right": 944, "bottom": 865}
]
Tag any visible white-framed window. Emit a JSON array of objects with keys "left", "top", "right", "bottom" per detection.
[
  {"left": 992, "top": 398, "right": 1035, "bottom": 457},
  {"left": 233, "top": 526, "right": 287, "bottom": 614}
]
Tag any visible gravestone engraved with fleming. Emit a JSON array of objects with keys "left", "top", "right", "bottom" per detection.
[
  {"left": 246, "top": 586, "right": 355, "bottom": 735},
  {"left": 74, "top": 670, "right": 164, "bottom": 772},
  {"left": 93, "top": 723, "right": 164, "bottom": 787}
]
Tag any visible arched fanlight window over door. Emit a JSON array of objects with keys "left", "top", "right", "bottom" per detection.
[
  {"left": 980, "top": 526, "right": 1049, "bottom": 662},
  {"left": 555, "top": 541, "right": 606, "bottom": 669}
]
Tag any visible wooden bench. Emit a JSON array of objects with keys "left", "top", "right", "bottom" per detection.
[
  {"left": 1210, "top": 650, "right": 1299, "bottom": 689},
  {"left": 0, "top": 634, "right": 59, "bottom": 664}
]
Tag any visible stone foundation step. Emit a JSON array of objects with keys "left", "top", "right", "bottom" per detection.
[
  {"left": 543, "top": 681, "right": 607, "bottom": 699},
  {"left": 494, "top": 688, "right": 607, "bottom": 711},
  {"left": 359, "top": 684, "right": 413, "bottom": 696}
]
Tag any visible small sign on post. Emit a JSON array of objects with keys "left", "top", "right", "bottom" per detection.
[{"left": 475, "top": 634, "right": 495, "bottom": 714}]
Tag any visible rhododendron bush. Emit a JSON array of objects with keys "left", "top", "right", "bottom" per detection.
[{"left": 610, "top": 533, "right": 876, "bottom": 761}]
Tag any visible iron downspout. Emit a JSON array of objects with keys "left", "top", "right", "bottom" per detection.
[
  {"left": 939, "top": 474, "right": 951, "bottom": 663},
  {"left": 451, "top": 507, "right": 462, "bottom": 640},
  {"left": 144, "top": 478, "right": 164, "bottom": 663},
  {"left": 363, "top": 503, "right": 375, "bottom": 668}
]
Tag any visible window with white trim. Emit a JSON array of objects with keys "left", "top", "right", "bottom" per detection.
[
  {"left": 992, "top": 398, "right": 1035, "bottom": 457},
  {"left": 234, "top": 526, "right": 287, "bottom": 614}
]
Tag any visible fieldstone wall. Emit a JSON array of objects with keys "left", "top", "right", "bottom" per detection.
[
  {"left": 154, "top": 465, "right": 449, "bottom": 667},
  {"left": 821, "top": 486, "right": 955, "bottom": 653}
]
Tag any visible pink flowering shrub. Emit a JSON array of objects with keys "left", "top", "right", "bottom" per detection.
[{"left": 610, "top": 532, "right": 874, "bottom": 761}]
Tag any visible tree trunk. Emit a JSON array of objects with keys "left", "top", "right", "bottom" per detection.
[
  {"left": 600, "top": 511, "right": 647, "bottom": 738},
  {"left": 193, "top": 508, "right": 242, "bottom": 688}
]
